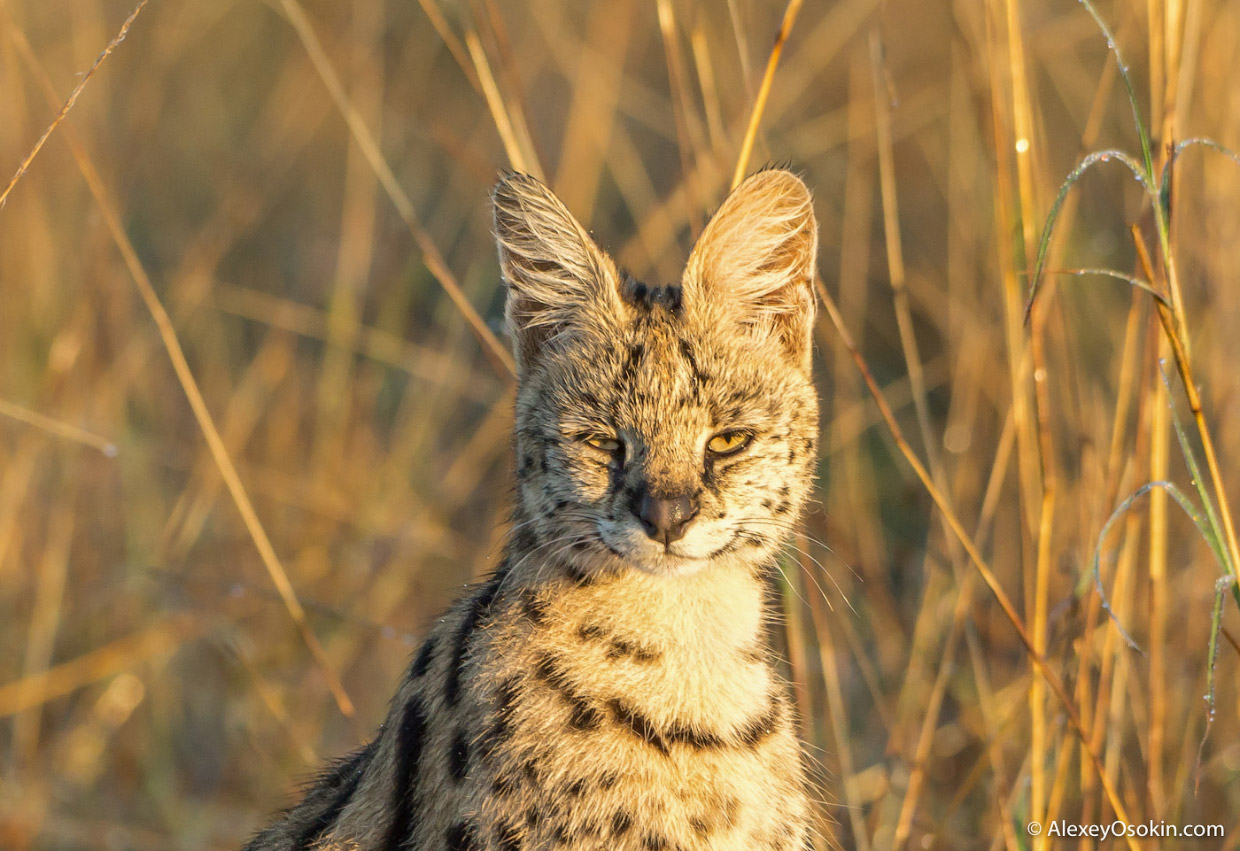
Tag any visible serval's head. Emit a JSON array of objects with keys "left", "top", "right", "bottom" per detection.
[{"left": 494, "top": 169, "right": 819, "bottom": 578}]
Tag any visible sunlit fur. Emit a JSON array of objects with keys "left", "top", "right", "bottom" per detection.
[{"left": 244, "top": 170, "right": 822, "bottom": 851}]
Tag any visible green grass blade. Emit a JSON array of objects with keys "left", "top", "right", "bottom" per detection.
[
  {"left": 1195, "top": 576, "right": 1237, "bottom": 793},
  {"left": 1025, "top": 149, "right": 1153, "bottom": 322},
  {"left": 1092, "top": 481, "right": 1226, "bottom": 652},
  {"left": 1160, "top": 365, "right": 1240, "bottom": 607},
  {"left": 1076, "top": 0, "right": 1154, "bottom": 181},
  {"left": 1048, "top": 267, "right": 1168, "bottom": 306},
  {"left": 1160, "top": 138, "right": 1240, "bottom": 214}
]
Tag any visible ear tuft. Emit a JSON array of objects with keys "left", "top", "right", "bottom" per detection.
[
  {"left": 684, "top": 169, "right": 818, "bottom": 369},
  {"left": 492, "top": 173, "right": 618, "bottom": 371}
]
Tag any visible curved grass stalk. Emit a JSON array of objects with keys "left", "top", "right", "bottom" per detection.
[
  {"left": 1092, "top": 481, "right": 1225, "bottom": 653},
  {"left": 1024, "top": 150, "right": 1152, "bottom": 320},
  {"left": 1047, "top": 268, "right": 1168, "bottom": 305},
  {"left": 1159, "top": 138, "right": 1240, "bottom": 215}
]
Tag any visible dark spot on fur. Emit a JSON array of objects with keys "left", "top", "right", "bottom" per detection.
[
  {"left": 522, "top": 758, "right": 541, "bottom": 783},
  {"left": 643, "top": 833, "right": 668, "bottom": 850},
  {"left": 565, "top": 777, "right": 588, "bottom": 797},
  {"left": 565, "top": 562, "right": 594, "bottom": 587},
  {"left": 512, "top": 526, "right": 538, "bottom": 554},
  {"left": 496, "top": 821, "right": 522, "bottom": 851},
  {"left": 612, "top": 810, "right": 633, "bottom": 836},
  {"left": 600, "top": 771, "right": 619, "bottom": 789},
  {"left": 449, "top": 728, "right": 470, "bottom": 782},
  {"left": 521, "top": 590, "right": 548, "bottom": 625},
  {"left": 446, "top": 821, "right": 479, "bottom": 851},
  {"left": 775, "top": 500, "right": 791, "bottom": 515},
  {"left": 577, "top": 623, "right": 607, "bottom": 642},
  {"left": 690, "top": 816, "right": 711, "bottom": 836},
  {"left": 409, "top": 636, "right": 436, "bottom": 679},
  {"left": 492, "top": 771, "right": 518, "bottom": 797},
  {"left": 607, "top": 698, "right": 668, "bottom": 755},
  {"left": 525, "top": 807, "right": 540, "bottom": 828}
]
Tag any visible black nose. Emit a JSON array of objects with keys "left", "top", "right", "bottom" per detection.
[{"left": 633, "top": 490, "right": 700, "bottom": 546}]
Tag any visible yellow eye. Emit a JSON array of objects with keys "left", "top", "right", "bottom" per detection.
[
  {"left": 584, "top": 435, "right": 621, "bottom": 453},
  {"left": 707, "top": 431, "right": 752, "bottom": 455}
]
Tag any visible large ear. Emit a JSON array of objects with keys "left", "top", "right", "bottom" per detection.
[
  {"left": 684, "top": 169, "right": 818, "bottom": 369},
  {"left": 492, "top": 172, "right": 621, "bottom": 372}
]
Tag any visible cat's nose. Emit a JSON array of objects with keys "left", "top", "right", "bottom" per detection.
[{"left": 633, "top": 490, "right": 700, "bottom": 546}]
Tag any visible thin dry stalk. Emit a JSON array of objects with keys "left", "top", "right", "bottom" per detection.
[
  {"left": 656, "top": 0, "right": 704, "bottom": 234},
  {"left": 731, "top": 0, "right": 804, "bottom": 190},
  {"left": 4, "top": 21, "right": 357, "bottom": 721},
  {"left": 815, "top": 278, "right": 1140, "bottom": 849},
  {"left": 803, "top": 556, "right": 872, "bottom": 851},
  {"left": 0, "top": 398, "right": 116, "bottom": 456},
  {"left": 0, "top": 1, "right": 147, "bottom": 209},
  {"left": 278, "top": 0, "right": 517, "bottom": 378}
]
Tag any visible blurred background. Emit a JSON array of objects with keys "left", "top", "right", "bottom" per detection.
[{"left": 2, "top": 0, "right": 1239, "bottom": 847}]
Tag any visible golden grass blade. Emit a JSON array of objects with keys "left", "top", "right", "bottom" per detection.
[
  {"left": 277, "top": 0, "right": 517, "bottom": 378},
  {"left": 0, "top": 398, "right": 117, "bottom": 456},
  {"left": 816, "top": 277, "right": 1140, "bottom": 849},
  {"left": 465, "top": 28, "right": 537, "bottom": 180},
  {"left": 0, "top": 616, "right": 200, "bottom": 718},
  {"left": 3, "top": 11, "right": 357, "bottom": 721},
  {"left": 0, "top": 1, "right": 147, "bottom": 209},
  {"left": 730, "top": 0, "right": 804, "bottom": 190}
]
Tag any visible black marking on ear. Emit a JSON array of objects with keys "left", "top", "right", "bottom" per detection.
[
  {"left": 292, "top": 740, "right": 375, "bottom": 849},
  {"left": 381, "top": 697, "right": 427, "bottom": 851},
  {"left": 622, "top": 276, "right": 684, "bottom": 312}
]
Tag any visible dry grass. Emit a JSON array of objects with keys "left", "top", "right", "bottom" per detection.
[{"left": 2, "top": 0, "right": 1239, "bottom": 848}]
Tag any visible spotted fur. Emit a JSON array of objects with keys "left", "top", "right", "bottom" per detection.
[{"left": 244, "top": 169, "right": 821, "bottom": 850}]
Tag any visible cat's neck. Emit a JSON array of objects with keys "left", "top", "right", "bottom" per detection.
[{"left": 503, "top": 528, "right": 770, "bottom": 657}]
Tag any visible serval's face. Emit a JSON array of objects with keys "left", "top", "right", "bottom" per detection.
[{"left": 496, "top": 170, "right": 819, "bottom": 578}]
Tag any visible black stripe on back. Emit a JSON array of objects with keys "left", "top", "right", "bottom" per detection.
[
  {"left": 381, "top": 695, "right": 428, "bottom": 851},
  {"left": 445, "top": 573, "right": 503, "bottom": 707}
]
